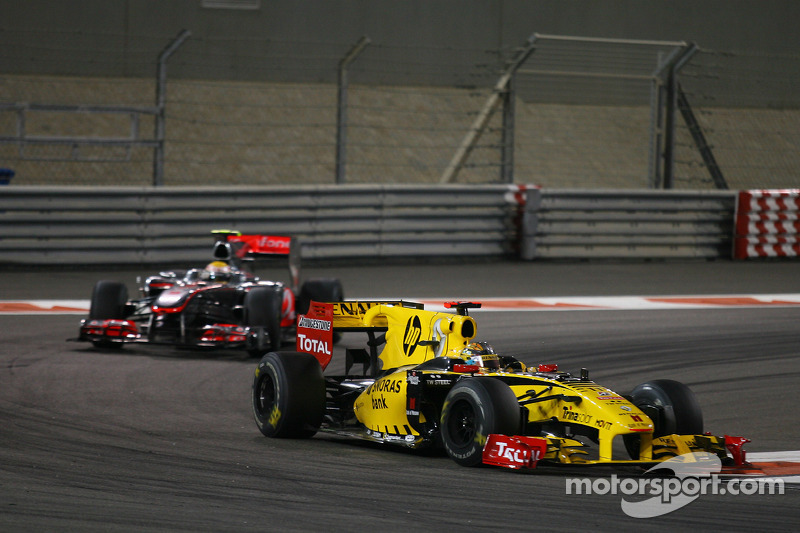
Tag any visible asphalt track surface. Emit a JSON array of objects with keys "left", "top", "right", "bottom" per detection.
[{"left": 2, "top": 261, "right": 799, "bottom": 531}]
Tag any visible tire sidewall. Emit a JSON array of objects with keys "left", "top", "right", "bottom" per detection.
[
  {"left": 440, "top": 378, "right": 519, "bottom": 466},
  {"left": 297, "top": 278, "right": 343, "bottom": 315},
  {"left": 252, "top": 355, "right": 288, "bottom": 437},
  {"left": 252, "top": 352, "right": 325, "bottom": 438},
  {"left": 89, "top": 280, "right": 128, "bottom": 319},
  {"left": 629, "top": 379, "right": 703, "bottom": 437},
  {"left": 245, "top": 286, "right": 284, "bottom": 354}
]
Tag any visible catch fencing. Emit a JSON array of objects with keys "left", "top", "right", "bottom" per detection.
[{"left": 2, "top": 28, "right": 798, "bottom": 191}]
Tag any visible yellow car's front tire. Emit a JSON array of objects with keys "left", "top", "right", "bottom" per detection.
[
  {"left": 624, "top": 379, "right": 704, "bottom": 459},
  {"left": 440, "top": 378, "right": 520, "bottom": 467}
]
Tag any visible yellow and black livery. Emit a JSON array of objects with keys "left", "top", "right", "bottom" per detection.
[{"left": 252, "top": 300, "right": 749, "bottom": 469}]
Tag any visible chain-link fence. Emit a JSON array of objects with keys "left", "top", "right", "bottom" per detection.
[
  {"left": 0, "top": 30, "right": 504, "bottom": 186},
  {"left": 675, "top": 49, "right": 800, "bottom": 190},
  {"left": 1, "top": 29, "right": 798, "bottom": 189},
  {"left": 0, "top": 75, "right": 156, "bottom": 185},
  {"left": 511, "top": 35, "right": 687, "bottom": 189}
]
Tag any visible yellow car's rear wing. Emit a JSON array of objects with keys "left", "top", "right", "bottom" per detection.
[
  {"left": 298, "top": 300, "right": 424, "bottom": 372},
  {"left": 328, "top": 300, "right": 480, "bottom": 371},
  {"left": 330, "top": 301, "right": 424, "bottom": 330},
  {"left": 300, "top": 300, "right": 481, "bottom": 374}
]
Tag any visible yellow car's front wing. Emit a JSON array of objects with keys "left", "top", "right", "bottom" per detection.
[{"left": 482, "top": 433, "right": 749, "bottom": 470}]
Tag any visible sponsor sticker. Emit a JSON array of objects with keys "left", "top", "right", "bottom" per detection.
[{"left": 296, "top": 301, "right": 333, "bottom": 369}]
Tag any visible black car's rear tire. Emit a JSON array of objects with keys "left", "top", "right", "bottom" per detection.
[
  {"left": 88, "top": 280, "right": 129, "bottom": 348},
  {"left": 440, "top": 378, "right": 520, "bottom": 467},
  {"left": 624, "top": 379, "right": 704, "bottom": 459},
  {"left": 244, "top": 286, "right": 283, "bottom": 356},
  {"left": 252, "top": 352, "right": 325, "bottom": 438},
  {"left": 297, "top": 278, "right": 343, "bottom": 344},
  {"left": 296, "top": 278, "right": 343, "bottom": 315}
]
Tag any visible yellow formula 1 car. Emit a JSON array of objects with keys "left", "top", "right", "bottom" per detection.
[{"left": 252, "top": 301, "right": 749, "bottom": 469}]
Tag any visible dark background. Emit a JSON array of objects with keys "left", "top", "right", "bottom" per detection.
[{"left": 2, "top": 1, "right": 797, "bottom": 97}]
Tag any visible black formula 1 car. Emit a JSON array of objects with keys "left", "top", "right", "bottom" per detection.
[
  {"left": 77, "top": 231, "right": 343, "bottom": 356},
  {"left": 252, "top": 300, "right": 750, "bottom": 469}
]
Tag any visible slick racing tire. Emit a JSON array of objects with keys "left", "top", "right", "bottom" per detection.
[
  {"left": 624, "top": 379, "right": 704, "bottom": 460},
  {"left": 296, "top": 278, "right": 344, "bottom": 316},
  {"left": 244, "top": 286, "right": 283, "bottom": 356},
  {"left": 252, "top": 352, "right": 325, "bottom": 438},
  {"left": 89, "top": 280, "right": 128, "bottom": 320},
  {"left": 297, "top": 278, "right": 344, "bottom": 343},
  {"left": 440, "top": 378, "right": 520, "bottom": 467},
  {"left": 88, "top": 280, "right": 129, "bottom": 348}
]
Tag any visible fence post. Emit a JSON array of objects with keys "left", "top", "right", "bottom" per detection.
[
  {"left": 153, "top": 29, "right": 191, "bottom": 187},
  {"left": 500, "top": 73, "right": 516, "bottom": 184},
  {"left": 335, "top": 36, "right": 371, "bottom": 185},
  {"left": 649, "top": 48, "right": 681, "bottom": 189},
  {"left": 663, "top": 43, "right": 698, "bottom": 189},
  {"left": 440, "top": 33, "right": 537, "bottom": 184},
  {"left": 648, "top": 42, "right": 697, "bottom": 189},
  {"left": 677, "top": 84, "right": 728, "bottom": 189}
]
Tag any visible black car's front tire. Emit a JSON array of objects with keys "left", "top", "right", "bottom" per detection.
[
  {"left": 88, "top": 280, "right": 128, "bottom": 348},
  {"left": 89, "top": 280, "right": 128, "bottom": 319},
  {"left": 252, "top": 352, "right": 325, "bottom": 439},
  {"left": 440, "top": 378, "right": 520, "bottom": 467}
]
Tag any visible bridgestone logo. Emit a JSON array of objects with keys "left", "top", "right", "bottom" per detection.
[{"left": 298, "top": 316, "right": 331, "bottom": 331}]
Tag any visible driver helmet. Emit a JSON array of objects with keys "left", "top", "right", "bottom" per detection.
[
  {"left": 461, "top": 341, "right": 500, "bottom": 370},
  {"left": 201, "top": 260, "right": 233, "bottom": 283}
]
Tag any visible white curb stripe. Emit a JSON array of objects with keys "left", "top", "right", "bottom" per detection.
[{"left": 5, "top": 294, "right": 800, "bottom": 315}]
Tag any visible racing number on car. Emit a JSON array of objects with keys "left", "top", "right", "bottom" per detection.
[{"left": 403, "top": 315, "right": 422, "bottom": 357}]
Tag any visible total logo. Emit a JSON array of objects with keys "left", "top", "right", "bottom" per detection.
[
  {"left": 495, "top": 441, "right": 541, "bottom": 464},
  {"left": 297, "top": 333, "right": 330, "bottom": 355}
]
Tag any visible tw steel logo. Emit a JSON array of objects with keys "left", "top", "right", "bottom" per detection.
[{"left": 402, "top": 315, "right": 422, "bottom": 357}]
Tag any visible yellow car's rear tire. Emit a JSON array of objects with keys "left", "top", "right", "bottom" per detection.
[{"left": 252, "top": 352, "right": 325, "bottom": 438}]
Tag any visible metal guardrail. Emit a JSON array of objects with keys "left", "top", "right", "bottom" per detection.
[
  {"left": 0, "top": 185, "right": 527, "bottom": 265},
  {"left": 522, "top": 189, "right": 736, "bottom": 259},
  {"left": 0, "top": 185, "right": 738, "bottom": 265}
]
